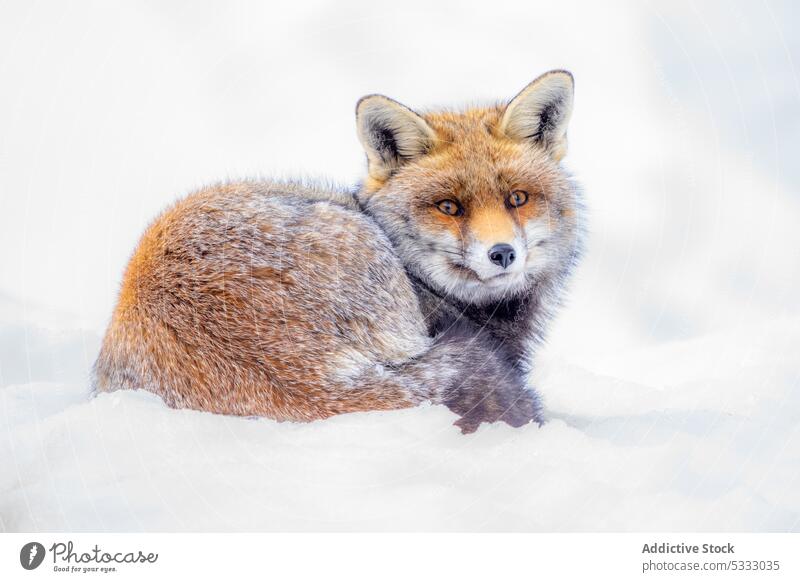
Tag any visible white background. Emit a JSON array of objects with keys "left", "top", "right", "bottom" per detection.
[{"left": 1, "top": 0, "right": 799, "bottom": 532}]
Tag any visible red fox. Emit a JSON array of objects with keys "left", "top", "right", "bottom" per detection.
[{"left": 93, "top": 70, "right": 582, "bottom": 432}]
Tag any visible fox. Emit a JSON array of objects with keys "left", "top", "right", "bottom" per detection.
[{"left": 93, "top": 70, "right": 583, "bottom": 432}]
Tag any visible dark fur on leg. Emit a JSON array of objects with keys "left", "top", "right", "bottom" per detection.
[{"left": 432, "top": 321, "right": 543, "bottom": 433}]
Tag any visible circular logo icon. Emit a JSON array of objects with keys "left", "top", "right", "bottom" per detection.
[{"left": 20, "top": 542, "right": 46, "bottom": 570}]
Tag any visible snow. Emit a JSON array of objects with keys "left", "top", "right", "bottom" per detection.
[
  {"left": 1, "top": 0, "right": 799, "bottom": 531},
  {"left": 2, "top": 309, "right": 798, "bottom": 531}
]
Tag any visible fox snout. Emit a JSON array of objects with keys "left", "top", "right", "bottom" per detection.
[
  {"left": 488, "top": 243, "right": 516, "bottom": 269},
  {"left": 462, "top": 237, "right": 527, "bottom": 283}
]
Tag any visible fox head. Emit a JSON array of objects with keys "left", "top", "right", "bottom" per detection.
[{"left": 355, "top": 70, "right": 582, "bottom": 305}]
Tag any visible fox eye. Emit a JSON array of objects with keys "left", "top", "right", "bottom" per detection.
[
  {"left": 436, "top": 199, "right": 464, "bottom": 216},
  {"left": 507, "top": 190, "right": 529, "bottom": 208}
]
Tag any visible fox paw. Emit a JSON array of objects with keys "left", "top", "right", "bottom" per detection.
[{"left": 446, "top": 386, "right": 543, "bottom": 434}]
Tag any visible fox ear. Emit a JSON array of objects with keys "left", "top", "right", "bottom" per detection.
[
  {"left": 500, "top": 70, "right": 574, "bottom": 161},
  {"left": 356, "top": 95, "right": 437, "bottom": 180}
]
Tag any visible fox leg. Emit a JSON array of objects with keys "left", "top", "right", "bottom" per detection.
[{"left": 329, "top": 320, "right": 542, "bottom": 433}]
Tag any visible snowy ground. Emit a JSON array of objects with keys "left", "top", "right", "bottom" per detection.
[
  {"left": 2, "top": 314, "right": 799, "bottom": 531},
  {"left": 1, "top": 0, "right": 799, "bottom": 531}
]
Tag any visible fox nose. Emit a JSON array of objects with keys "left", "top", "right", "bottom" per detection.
[{"left": 488, "top": 244, "right": 516, "bottom": 269}]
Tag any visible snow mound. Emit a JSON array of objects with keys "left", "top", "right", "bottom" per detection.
[{"left": 2, "top": 319, "right": 797, "bottom": 532}]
